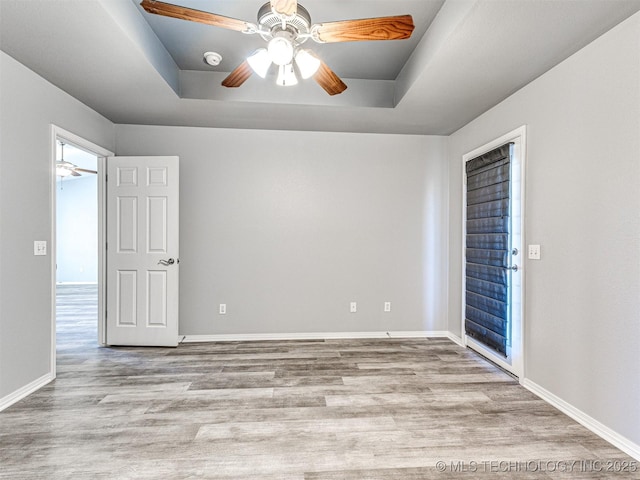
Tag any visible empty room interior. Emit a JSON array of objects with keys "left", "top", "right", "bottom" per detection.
[{"left": 0, "top": 0, "right": 639, "bottom": 478}]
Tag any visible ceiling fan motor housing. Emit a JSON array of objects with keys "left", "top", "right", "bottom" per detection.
[{"left": 258, "top": 2, "right": 311, "bottom": 44}]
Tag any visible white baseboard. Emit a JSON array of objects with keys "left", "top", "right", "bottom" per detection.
[
  {"left": 522, "top": 378, "right": 640, "bottom": 461},
  {"left": 0, "top": 372, "right": 54, "bottom": 412},
  {"left": 446, "top": 333, "right": 464, "bottom": 347},
  {"left": 181, "top": 330, "right": 453, "bottom": 343}
]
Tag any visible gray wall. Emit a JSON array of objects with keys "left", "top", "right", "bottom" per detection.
[
  {"left": 0, "top": 52, "right": 114, "bottom": 398},
  {"left": 2, "top": 9, "right": 638, "bottom": 453},
  {"left": 56, "top": 176, "right": 98, "bottom": 283},
  {"left": 447, "top": 13, "right": 640, "bottom": 445},
  {"left": 115, "top": 126, "right": 449, "bottom": 336}
]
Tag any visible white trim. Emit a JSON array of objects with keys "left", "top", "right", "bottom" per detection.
[
  {"left": 446, "top": 332, "right": 464, "bottom": 347},
  {"left": 461, "top": 125, "right": 527, "bottom": 378},
  {"left": 181, "top": 331, "right": 455, "bottom": 343},
  {"left": 50, "top": 125, "right": 114, "bottom": 378},
  {"left": 97, "top": 147, "right": 108, "bottom": 346},
  {"left": 522, "top": 378, "right": 640, "bottom": 461},
  {"left": 466, "top": 336, "right": 520, "bottom": 378},
  {"left": 50, "top": 126, "right": 114, "bottom": 158},
  {"left": 0, "top": 373, "right": 54, "bottom": 412}
]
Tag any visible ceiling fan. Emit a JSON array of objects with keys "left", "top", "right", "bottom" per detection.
[
  {"left": 56, "top": 142, "right": 97, "bottom": 178},
  {"left": 140, "top": 0, "right": 415, "bottom": 95}
]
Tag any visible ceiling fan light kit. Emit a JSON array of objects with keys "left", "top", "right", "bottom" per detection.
[
  {"left": 267, "top": 31, "right": 295, "bottom": 66},
  {"left": 140, "top": 0, "right": 415, "bottom": 95},
  {"left": 56, "top": 163, "right": 75, "bottom": 177},
  {"left": 277, "top": 64, "right": 298, "bottom": 86},
  {"left": 246, "top": 49, "right": 271, "bottom": 78},
  {"left": 295, "top": 49, "right": 321, "bottom": 79}
]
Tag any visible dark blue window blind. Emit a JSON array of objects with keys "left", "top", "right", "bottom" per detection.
[{"left": 465, "top": 143, "right": 513, "bottom": 356}]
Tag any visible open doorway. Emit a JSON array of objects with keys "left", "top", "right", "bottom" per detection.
[
  {"left": 50, "top": 125, "right": 113, "bottom": 377},
  {"left": 55, "top": 140, "right": 99, "bottom": 349}
]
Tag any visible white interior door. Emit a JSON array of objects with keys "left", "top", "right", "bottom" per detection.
[{"left": 106, "top": 156, "right": 179, "bottom": 346}]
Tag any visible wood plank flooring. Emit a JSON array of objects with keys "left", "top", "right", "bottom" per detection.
[{"left": 0, "top": 284, "right": 637, "bottom": 479}]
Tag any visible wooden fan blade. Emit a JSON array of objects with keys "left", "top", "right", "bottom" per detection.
[
  {"left": 75, "top": 168, "right": 98, "bottom": 175},
  {"left": 313, "top": 15, "right": 415, "bottom": 43},
  {"left": 222, "top": 60, "right": 253, "bottom": 88},
  {"left": 270, "top": 0, "right": 297, "bottom": 17},
  {"left": 140, "top": 0, "right": 253, "bottom": 33},
  {"left": 314, "top": 61, "right": 347, "bottom": 96}
]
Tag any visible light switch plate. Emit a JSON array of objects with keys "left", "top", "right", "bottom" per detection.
[
  {"left": 350, "top": 302, "right": 357, "bottom": 313},
  {"left": 384, "top": 302, "right": 391, "bottom": 312},
  {"left": 34, "top": 240, "right": 47, "bottom": 256},
  {"left": 528, "top": 244, "right": 541, "bottom": 260},
  {"left": 219, "top": 304, "right": 226, "bottom": 315}
]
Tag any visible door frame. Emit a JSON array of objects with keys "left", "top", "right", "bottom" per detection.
[
  {"left": 50, "top": 125, "right": 114, "bottom": 376},
  {"left": 461, "top": 125, "right": 527, "bottom": 379}
]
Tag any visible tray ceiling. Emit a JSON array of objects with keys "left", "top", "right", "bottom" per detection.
[{"left": 1, "top": 0, "right": 639, "bottom": 134}]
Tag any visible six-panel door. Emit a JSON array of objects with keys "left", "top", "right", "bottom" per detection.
[{"left": 106, "top": 156, "right": 179, "bottom": 346}]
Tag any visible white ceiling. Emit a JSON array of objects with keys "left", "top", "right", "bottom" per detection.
[{"left": 1, "top": 0, "right": 639, "bottom": 135}]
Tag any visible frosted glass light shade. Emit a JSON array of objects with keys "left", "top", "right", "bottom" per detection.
[
  {"left": 56, "top": 165, "right": 73, "bottom": 177},
  {"left": 276, "top": 64, "right": 298, "bottom": 86},
  {"left": 268, "top": 36, "right": 294, "bottom": 66},
  {"left": 295, "top": 49, "right": 321, "bottom": 79},
  {"left": 247, "top": 49, "right": 271, "bottom": 78}
]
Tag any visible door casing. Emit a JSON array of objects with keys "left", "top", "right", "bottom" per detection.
[
  {"left": 461, "top": 125, "right": 527, "bottom": 379},
  {"left": 50, "top": 125, "right": 114, "bottom": 378}
]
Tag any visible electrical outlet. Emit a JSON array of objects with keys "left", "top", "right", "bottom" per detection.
[
  {"left": 350, "top": 302, "right": 357, "bottom": 313},
  {"left": 528, "top": 244, "right": 541, "bottom": 260},
  {"left": 384, "top": 302, "right": 391, "bottom": 312},
  {"left": 219, "top": 304, "right": 226, "bottom": 315},
  {"left": 34, "top": 241, "right": 47, "bottom": 256}
]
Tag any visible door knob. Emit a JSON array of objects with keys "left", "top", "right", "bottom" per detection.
[{"left": 157, "top": 258, "right": 175, "bottom": 266}]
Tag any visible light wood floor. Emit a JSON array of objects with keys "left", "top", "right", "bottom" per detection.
[{"left": 0, "top": 284, "right": 637, "bottom": 479}]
